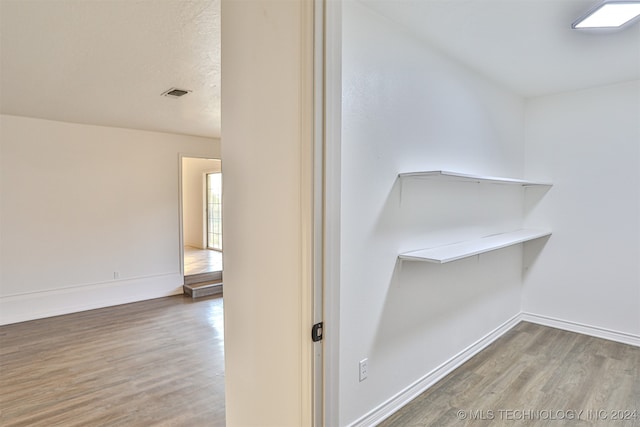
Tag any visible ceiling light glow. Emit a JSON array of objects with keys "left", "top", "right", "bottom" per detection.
[{"left": 572, "top": 1, "right": 640, "bottom": 29}]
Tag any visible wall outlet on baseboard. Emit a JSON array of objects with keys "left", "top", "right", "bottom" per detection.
[
  {"left": 359, "top": 358, "right": 368, "bottom": 382},
  {"left": 113, "top": 271, "right": 120, "bottom": 280}
]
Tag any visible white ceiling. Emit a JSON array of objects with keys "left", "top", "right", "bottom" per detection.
[
  {"left": 363, "top": 0, "right": 640, "bottom": 98},
  {"left": 1, "top": 0, "right": 220, "bottom": 138},
  {"left": 1, "top": 0, "right": 638, "bottom": 138}
]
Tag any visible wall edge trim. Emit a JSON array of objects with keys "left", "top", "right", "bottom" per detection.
[
  {"left": 349, "top": 311, "right": 639, "bottom": 426},
  {"left": 0, "top": 273, "right": 184, "bottom": 325},
  {"left": 1, "top": 272, "right": 180, "bottom": 299},
  {"left": 520, "top": 312, "right": 640, "bottom": 347},
  {"left": 348, "top": 313, "right": 522, "bottom": 427}
]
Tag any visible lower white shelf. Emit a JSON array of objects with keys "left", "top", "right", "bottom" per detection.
[{"left": 398, "top": 229, "right": 552, "bottom": 264}]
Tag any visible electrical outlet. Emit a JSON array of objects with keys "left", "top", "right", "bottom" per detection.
[
  {"left": 359, "top": 358, "right": 368, "bottom": 382},
  {"left": 113, "top": 271, "right": 120, "bottom": 280}
]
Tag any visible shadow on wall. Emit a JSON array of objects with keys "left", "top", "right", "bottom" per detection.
[
  {"left": 373, "top": 249, "right": 521, "bottom": 352},
  {"left": 367, "top": 175, "right": 551, "bottom": 370}
]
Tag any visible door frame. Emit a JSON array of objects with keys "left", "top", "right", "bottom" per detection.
[
  {"left": 320, "top": 0, "right": 342, "bottom": 424},
  {"left": 177, "top": 154, "right": 221, "bottom": 279}
]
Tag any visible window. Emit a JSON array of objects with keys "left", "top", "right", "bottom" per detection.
[{"left": 207, "top": 173, "right": 222, "bottom": 251}]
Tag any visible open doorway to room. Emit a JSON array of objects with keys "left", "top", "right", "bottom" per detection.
[{"left": 181, "top": 156, "right": 223, "bottom": 297}]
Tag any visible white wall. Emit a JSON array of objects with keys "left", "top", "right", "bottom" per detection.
[
  {"left": 182, "top": 157, "right": 221, "bottom": 249},
  {"left": 221, "top": 0, "right": 314, "bottom": 425},
  {"left": 340, "top": 3, "right": 530, "bottom": 425},
  {"left": 523, "top": 80, "right": 640, "bottom": 338},
  {"left": 0, "top": 114, "right": 219, "bottom": 324}
]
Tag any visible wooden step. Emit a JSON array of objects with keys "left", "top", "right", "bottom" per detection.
[
  {"left": 183, "top": 279, "right": 223, "bottom": 299},
  {"left": 184, "top": 271, "right": 222, "bottom": 286}
]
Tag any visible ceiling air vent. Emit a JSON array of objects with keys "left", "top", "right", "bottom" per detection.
[{"left": 161, "top": 88, "right": 192, "bottom": 98}]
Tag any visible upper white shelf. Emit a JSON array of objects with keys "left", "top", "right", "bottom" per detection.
[
  {"left": 398, "top": 170, "right": 552, "bottom": 187},
  {"left": 398, "top": 229, "right": 552, "bottom": 264}
]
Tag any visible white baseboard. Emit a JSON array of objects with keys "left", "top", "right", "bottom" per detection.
[
  {"left": 349, "top": 313, "right": 522, "bottom": 427},
  {"left": 0, "top": 273, "right": 184, "bottom": 325},
  {"left": 350, "top": 311, "right": 639, "bottom": 427},
  {"left": 520, "top": 312, "right": 640, "bottom": 347}
]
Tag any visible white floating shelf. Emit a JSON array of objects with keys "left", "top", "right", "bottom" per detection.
[
  {"left": 398, "top": 170, "right": 552, "bottom": 187},
  {"left": 398, "top": 229, "right": 552, "bottom": 264}
]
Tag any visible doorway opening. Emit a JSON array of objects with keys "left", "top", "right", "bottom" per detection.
[{"left": 181, "top": 157, "right": 223, "bottom": 296}]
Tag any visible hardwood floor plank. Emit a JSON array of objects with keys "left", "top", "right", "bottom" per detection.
[
  {"left": 380, "top": 322, "right": 640, "bottom": 427},
  {"left": 0, "top": 295, "right": 225, "bottom": 427},
  {"left": 3, "top": 301, "right": 638, "bottom": 427}
]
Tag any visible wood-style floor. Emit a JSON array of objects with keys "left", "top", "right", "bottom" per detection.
[
  {"left": 2, "top": 298, "right": 638, "bottom": 427},
  {"left": 0, "top": 295, "right": 225, "bottom": 427},
  {"left": 184, "top": 246, "right": 223, "bottom": 276},
  {"left": 379, "top": 322, "right": 640, "bottom": 427}
]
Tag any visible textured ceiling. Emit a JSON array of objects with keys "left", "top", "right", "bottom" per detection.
[
  {"left": 363, "top": 0, "right": 640, "bottom": 98},
  {"left": 0, "top": 0, "right": 220, "bottom": 138},
  {"left": 1, "top": 0, "right": 638, "bottom": 138}
]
